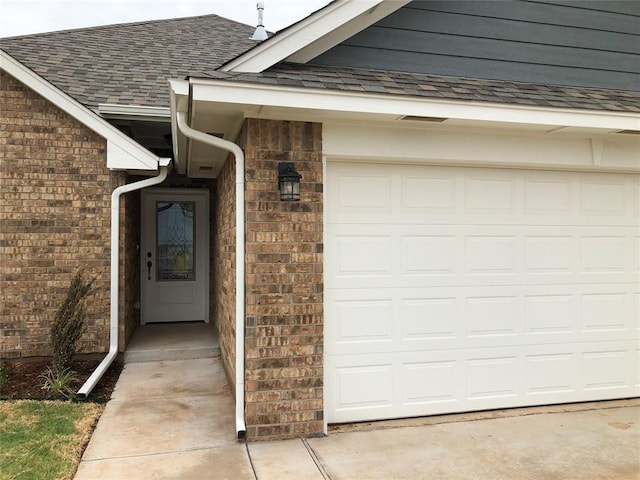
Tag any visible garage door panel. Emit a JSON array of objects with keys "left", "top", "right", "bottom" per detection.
[
  {"left": 333, "top": 171, "right": 392, "bottom": 212},
  {"left": 327, "top": 342, "right": 639, "bottom": 423},
  {"left": 402, "top": 296, "right": 461, "bottom": 341},
  {"left": 327, "top": 285, "right": 637, "bottom": 356},
  {"left": 582, "top": 347, "right": 633, "bottom": 392},
  {"left": 524, "top": 177, "right": 572, "bottom": 214},
  {"left": 525, "top": 293, "right": 576, "bottom": 335},
  {"left": 465, "top": 235, "right": 518, "bottom": 274},
  {"left": 525, "top": 352, "right": 580, "bottom": 395},
  {"left": 581, "top": 292, "right": 630, "bottom": 332},
  {"left": 402, "top": 174, "right": 457, "bottom": 214},
  {"left": 331, "top": 297, "right": 394, "bottom": 346},
  {"left": 328, "top": 225, "right": 637, "bottom": 289},
  {"left": 465, "top": 174, "right": 518, "bottom": 214},
  {"left": 402, "top": 235, "right": 457, "bottom": 275},
  {"left": 327, "top": 162, "right": 639, "bottom": 423},
  {"left": 580, "top": 177, "right": 628, "bottom": 215},
  {"left": 402, "top": 360, "right": 463, "bottom": 406},
  {"left": 333, "top": 234, "right": 394, "bottom": 277},
  {"left": 330, "top": 165, "right": 638, "bottom": 226},
  {"left": 333, "top": 362, "right": 394, "bottom": 413},
  {"left": 525, "top": 236, "right": 574, "bottom": 273},
  {"left": 466, "top": 295, "right": 521, "bottom": 338}
]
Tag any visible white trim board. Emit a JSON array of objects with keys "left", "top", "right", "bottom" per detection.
[
  {"left": 1, "top": 50, "right": 163, "bottom": 171},
  {"left": 323, "top": 123, "right": 640, "bottom": 173},
  {"left": 221, "top": 0, "right": 410, "bottom": 73}
]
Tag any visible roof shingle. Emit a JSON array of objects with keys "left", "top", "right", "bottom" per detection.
[
  {"left": 1, "top": 15, "right": 256, "bottom": 110},
  {"left": 198, "top": 63, "right": 640, "bottom": 113},
  {"left": 2, "top": 15, "right": 638, "bottom": 115}
]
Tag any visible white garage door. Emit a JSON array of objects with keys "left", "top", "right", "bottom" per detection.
[{"left": 326, "top": 161, "right": 639, "bottom": 423}]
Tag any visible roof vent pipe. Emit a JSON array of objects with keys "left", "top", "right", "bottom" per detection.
[{"left": 250, "top": 1, "right": 268, "bottom": 41}]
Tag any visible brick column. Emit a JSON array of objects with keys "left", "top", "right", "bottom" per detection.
[{"left": 242, "top": 119, "right": 324, "bottom": 440}]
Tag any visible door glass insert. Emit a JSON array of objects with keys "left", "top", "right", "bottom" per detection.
[{"left": 156, "top": 201, "right": 195, "bottom": 281}]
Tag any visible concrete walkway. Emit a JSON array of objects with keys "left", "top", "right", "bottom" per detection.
[
  {"left": 75, "top": 357, "right": 640, "bottom": 480},
  {"left": 74, "top": 358, "right": 253, "bottom": 479}
]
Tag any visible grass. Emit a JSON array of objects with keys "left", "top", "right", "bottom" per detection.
[{"left": 0, "top": 400, "right": 103, "bottom": 480}]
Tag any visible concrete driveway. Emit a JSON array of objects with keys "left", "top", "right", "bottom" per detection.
[
  {"left": 251, "top": 403, "right": 639, "bottom": 480},
  {"left": 75, "top": 358, "right": 639, "bottom": 480}
]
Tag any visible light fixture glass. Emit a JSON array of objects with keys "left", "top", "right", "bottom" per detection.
[{"left": 278, "top": 162, "right": 301, "bottom": 201}]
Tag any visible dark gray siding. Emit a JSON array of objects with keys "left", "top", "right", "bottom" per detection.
[{"left": 309, "top": 0, "right": 640, "bottom": 91}]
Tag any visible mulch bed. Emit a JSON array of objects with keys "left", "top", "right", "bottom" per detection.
[{"left": 0, "top": 358, "right": 122, "bottom": 402}]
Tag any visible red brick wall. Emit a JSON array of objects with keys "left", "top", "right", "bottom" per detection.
[
  {"left": 1, "top": 70, "right": 119, "bottom": 358},
  {"left": 242, "top": 119, "right": 324, "bottom": 440}
]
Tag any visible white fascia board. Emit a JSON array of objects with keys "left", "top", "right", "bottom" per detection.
[
  {"left": 286, "top": 0, "right": 412, "bottom": 64},
  {"left": 1, "top": 50, "right": 161, "bottom": 171},
  {"left": 221, "top": 0, "right": 404, "bottom": 73},
  {"left": 190, "top": 79, "right": 640, "bottom": 131}
]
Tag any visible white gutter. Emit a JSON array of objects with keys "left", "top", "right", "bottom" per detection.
[
  {"left": 77, "top": 161, "right": 170, "bottom": 398},
  {"left": 97, "top": 104, "right": 172, "bottom": 119},
  {"left": 189, "top": 79, "right": 640, "bottom": 132},
  {"left": 175, "top": 111, "right": 247, "bottom": 440}
]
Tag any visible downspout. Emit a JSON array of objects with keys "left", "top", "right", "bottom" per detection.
[
  {"left": 175, "top": 111, "right": 247, "bottom": 440},
  {"left": 77, "top": 161, "right": 170, "bottom": 398}
]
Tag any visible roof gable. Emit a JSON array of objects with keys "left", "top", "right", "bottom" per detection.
[
  {"left": 1, "top": 50, "right": 165, "bottom": 170},
  {"left": 221, "top": 0, "right": 410, "bottom": 73}
]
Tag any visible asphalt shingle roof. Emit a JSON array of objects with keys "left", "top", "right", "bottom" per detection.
[
  {"left": 199, "top": 62, "right": 640, "bottom": 114},
  {"left": 1, "top": 15, "right": 257, "bottom": 110},
  {"left": 2, "top": 14, "right": 638, "bottom": 115}
]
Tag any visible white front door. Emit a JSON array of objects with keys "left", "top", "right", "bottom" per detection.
[{"left": 141, "top": 189, "right": 209, "bottom": 324}]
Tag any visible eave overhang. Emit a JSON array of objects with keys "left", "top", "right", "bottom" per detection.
[
  {"left": 1, "top": 50, "right": 163, "bottom": 172},
  {"left": 190, "top": 78, "right": 640, "bottom": 131},
  {"left": 169, "top": 76, "right": 639, "bottom": 179}
]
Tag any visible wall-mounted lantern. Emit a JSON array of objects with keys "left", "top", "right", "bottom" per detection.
[{"left": 278, "top": 162, "right": 301, "bottom": 201}]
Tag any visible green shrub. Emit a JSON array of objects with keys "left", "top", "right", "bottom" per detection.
[
  {"left": 40, "top": 366, "right": 77, "bottom": 401},
  {"left": 50, "top": 268, "right": 95, "bottom": 373}
]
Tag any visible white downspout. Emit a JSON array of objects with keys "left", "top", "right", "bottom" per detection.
[
  {"left": 175, "top": 111, "right": 246, "bottom": 440},
  {"left": 77, "top": 161, "right": 170, "bottom": 398}
]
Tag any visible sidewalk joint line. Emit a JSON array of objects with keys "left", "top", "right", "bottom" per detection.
[
  {"left": 302, "top": 438, "right": 332, "bottom": 480},
  {"left": 245, "top": 443, "right": 259, "bottom": 480}
]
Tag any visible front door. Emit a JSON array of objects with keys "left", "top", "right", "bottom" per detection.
[{"left": 141, "top": 189, "right": 209, "bottom": 324}]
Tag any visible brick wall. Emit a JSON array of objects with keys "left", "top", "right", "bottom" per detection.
[
  {"left": 213, "top": 156, "right": 237, "bottom": 393},
  {"left": 242, "top": 119, "right": 324, "bottom": 440},
  {"left": 1, "top": 70, "right": 119, "bottom": 358}
]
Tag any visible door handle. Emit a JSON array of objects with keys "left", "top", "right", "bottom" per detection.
[{"left": 147, "top": 251, "right": 153, "bottom": 280}]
